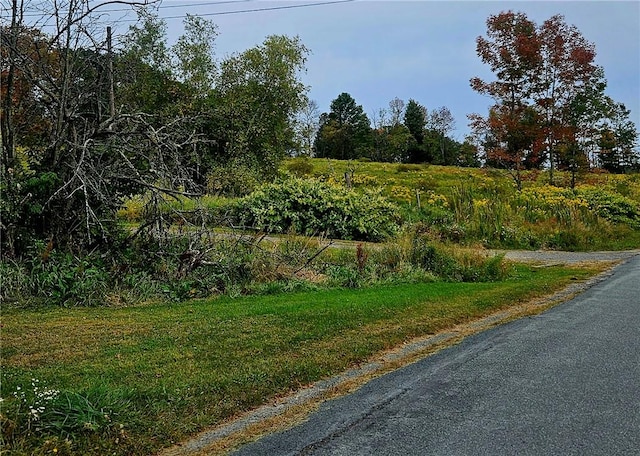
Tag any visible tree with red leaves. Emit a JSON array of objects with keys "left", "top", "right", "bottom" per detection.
[
  {"left": 535, "top": 14, "right": 598, "bottom": 184},
  {"left": 470, "top": 11, "right": 637, "bottom": 185},
  {"left": 469, "top": 11, "right": 542, "bottom": 189}
]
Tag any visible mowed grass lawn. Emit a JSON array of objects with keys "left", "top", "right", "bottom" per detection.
[{"left": 2, "top": 264, "right": 603, "bottom": 455}]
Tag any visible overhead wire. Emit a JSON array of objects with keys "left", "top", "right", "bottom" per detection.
[
  {"left": 12, "top": 0, "right": 354, "bottom": 21},
  {"left": 159, "top": 0, "right": 355, "bottom": 20},
  {"left": 15, "top": 0, "right": 254, "bottom": 17}
]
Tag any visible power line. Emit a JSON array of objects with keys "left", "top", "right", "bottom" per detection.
[
  {"left": 8, "top": 0, "right": 355, "bottom": 33},
  {"left": 15, "top": 0, "right": 255, "bottom": 18},
  {"left": 158, "top": 0, "right": 354, "bottom": 20},
  {"left": 14, "top": 0, "right": 353, "bottom": 20}
]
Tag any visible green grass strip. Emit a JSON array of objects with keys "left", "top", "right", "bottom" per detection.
[{"left": 1, "top": 264, "right": 599, "bottom": 455}]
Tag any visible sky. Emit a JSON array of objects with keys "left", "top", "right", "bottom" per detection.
[{"left": 117, "top": 0, "right": 639, "bottom": 139}]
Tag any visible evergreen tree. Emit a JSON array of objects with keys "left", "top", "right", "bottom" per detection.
[
  {"left": 403, "top": 99, "right": 429, "bottom": 163},
  {"left": 314, "top": 93, "right": 371, "bottom": 160}
]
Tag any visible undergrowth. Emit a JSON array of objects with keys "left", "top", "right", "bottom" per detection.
[{"left": 1, "top": 226, "right": 508, "bottom": 308}]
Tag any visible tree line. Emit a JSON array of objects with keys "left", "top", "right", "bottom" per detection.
[{"left": 309, "top": 93, "right": 480, "bottom": 167}]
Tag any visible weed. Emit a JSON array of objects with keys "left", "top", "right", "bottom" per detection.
[
  {"left": 1, "top": 379, "right": 127, "bottom": 452},
  {"left": 355, "top": 243, "right": 369, "bottom": 273}
]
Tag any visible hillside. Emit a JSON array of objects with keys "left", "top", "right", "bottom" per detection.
[{"left": 276, "top": 158, "right": 640, "bottom": 251}]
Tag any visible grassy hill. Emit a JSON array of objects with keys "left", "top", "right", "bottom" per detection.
[
  {"left": 119, "top": 158, "right": 640, "bottom": 251},
  {"left": 288, "top": 158, "right": 640, "bottom": 249}
]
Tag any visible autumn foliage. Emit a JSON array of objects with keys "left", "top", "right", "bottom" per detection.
[{"left": 470, "top": 11, "right": 638, "bottom": 188}]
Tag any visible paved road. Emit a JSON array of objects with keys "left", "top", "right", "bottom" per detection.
[{"left": 232, "top": 256, "right": 640, "bottom": 456}]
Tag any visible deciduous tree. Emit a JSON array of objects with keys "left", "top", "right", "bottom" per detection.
[
  {"left": 293, "top": 98, "right": 320, "bottom": 156},
  {"left": 470, "top": 11, "right": 637, "bottom": 181},
  {"left": 535, "top": 14, "right": 598, "bottom": 184},
  {"left": 429, "top": 106, "right": 456, "bottom": 165},
  {"left": 469, "top": 11, "right": 542, "bottom": 186},
  {"left": 213, "top": 35, "right": 309, "bottom": 176},
  {"left": 388, "top": 97, "right": 405, "bottom": 127}
]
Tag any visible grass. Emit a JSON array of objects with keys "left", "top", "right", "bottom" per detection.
[{"left": 1, "top": 262, "right": 604, "bottom": 455}]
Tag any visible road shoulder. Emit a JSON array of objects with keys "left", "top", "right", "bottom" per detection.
[{"left": 160, "top": 253, "right": 637, "bottom": 456}]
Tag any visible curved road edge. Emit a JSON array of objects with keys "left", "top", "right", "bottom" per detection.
[{"left": 160, "top": 250, "right": 639, "bottom": 456}]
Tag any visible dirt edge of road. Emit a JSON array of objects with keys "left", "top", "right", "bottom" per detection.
[{"left": 160, "top": 253, "right": 638, "bottom": 456}]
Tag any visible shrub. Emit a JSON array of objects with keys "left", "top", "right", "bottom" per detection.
[
  {"left": 396, "top": 163, "right": 424, "bottom": 173},
  {"left": 374, "top": 228, "right": 508, "bottom": 282},
  {"left": 577, "top": 186, "right": 640, "bottom": 227},
  {"left": 6, "top": 243, "right": 111, "bottom": 307},
  {"left": 286, "top": 157, "right": 314, "bottom": 176},
  {"left": 234, "top": 177, "right": 401, "bottom": 241}
]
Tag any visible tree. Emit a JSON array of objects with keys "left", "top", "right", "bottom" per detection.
[
  {"left": 117, "top": 10, "right": 183, "bottom": 116},
  {"left": 212, "top": 35, "right": 309, "bottom": 176},
  {"left": 535, "top": 14, "right": 599, "bottom": 184},
  {"left": 429, "top": 106, "right": 456, "bottom": 165},
  {"left": 458, "top": 138, "right": 482, "bottom": 168},
  {"left": 597, "top": 103, "right": 639, "bottom": 172},
  {"left": 470, "top": 104, "right": 542, "bottom": 189},
  {"left": 172, "top": 14, "right": 218, "bottom": 99},
  {"left": 293, "top": 98, "right": 320, "bottom": 156},
  {"left": 388, "top": 97, "right": 405, "bottom": 126},
  {"left": 469, "top": 11, "right": 542, "bottom": 187},
  {"left": 386, "top": 124, "right": 416, "bottom": 163},
  {"left": 370, "top": 107, "right": 390, "bottom": 162},
  {"left": 557, "top": 68, "right": 611, "bottom": 186},
  {"left": 403, "top": 99, "right": 429, "bottom": 163},
  {"left": 368, "top": 104, "right": 416, "bottom": 163},
  {"left": 1, "top": 25, "right": 55, "bottom": 153},
  {"left": 1, "top": 0, "right": 188, "bottom": 257},
  {"left": 470, "top": 10, "right": 639, "bottom": 184},
  {"left": 314, "top": 92, "right": 371, "bottom": 160}
]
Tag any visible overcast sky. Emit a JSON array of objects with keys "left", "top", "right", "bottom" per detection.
[{"left": 121, "top": 0, "right": 639, "bottom": 139}]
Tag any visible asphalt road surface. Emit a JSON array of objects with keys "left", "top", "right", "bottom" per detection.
[{"left": 232, "top": 255, "right": 640, "bottom": 456}]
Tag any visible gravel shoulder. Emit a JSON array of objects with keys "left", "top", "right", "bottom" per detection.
[{"left": 494, "top": 249, "right": 640, "bottom": 265}]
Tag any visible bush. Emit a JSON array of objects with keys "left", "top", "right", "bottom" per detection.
[
  {"left": 234, "top": 177, "right": 402, "bottom": 241},
  {"left": 370, "top": 228, "right": 508, "bottom": 283},
  {"left": 2, "top": 242, "right": 111, "bottom": 307},
  {"left": 577, "top": 186, "right": 640, "bottom": 227},
  {"left": 206, "top": 164, "right": 260, "bottom": 197},
  {"left": 396, "top": 163, "right": 424, "bottom": 173},
  {"left": 286, "top": 157, "right": 314, "bottom": 176}
]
